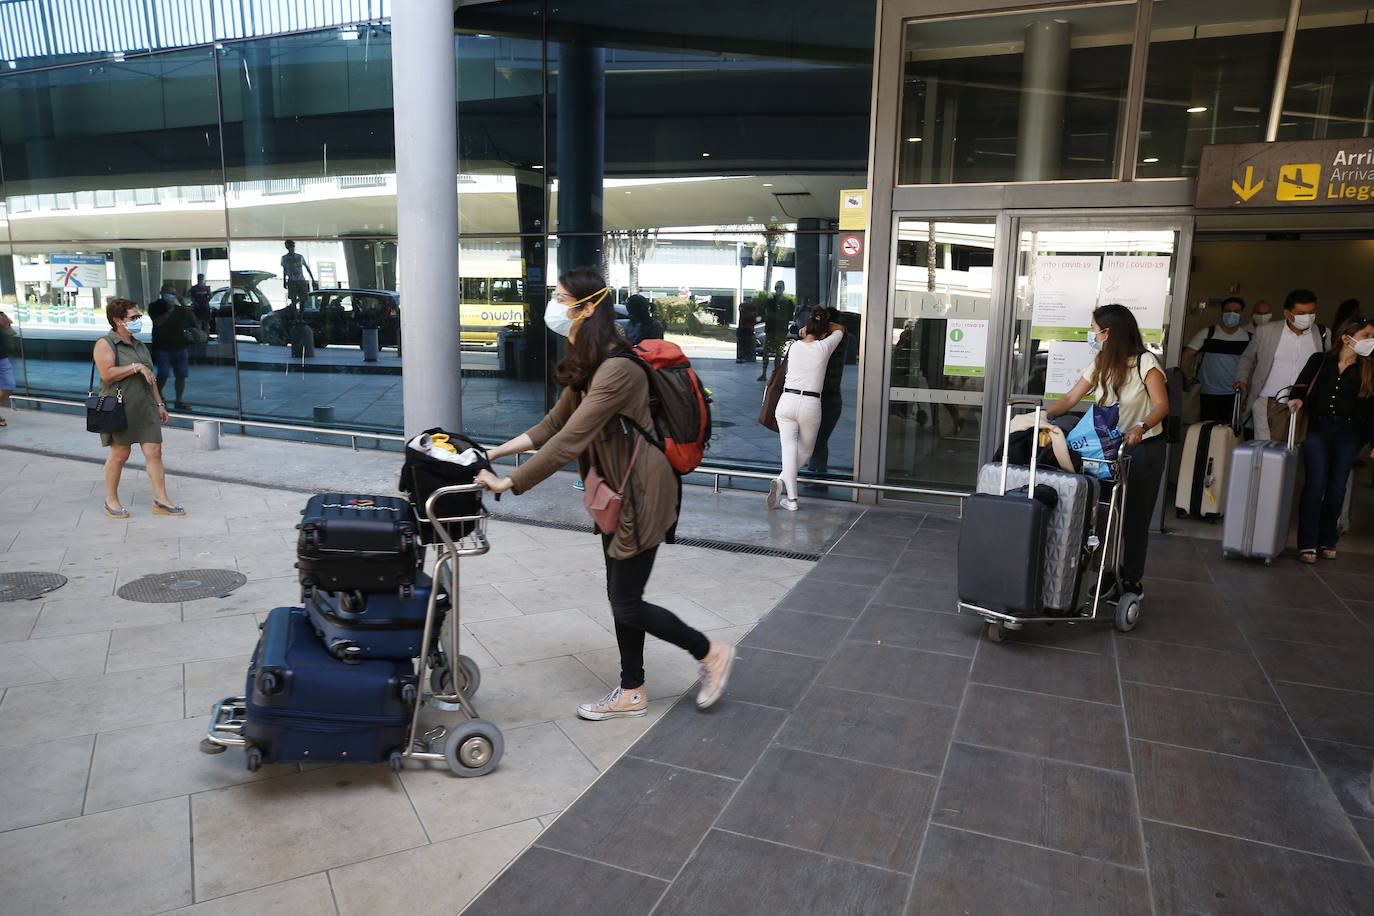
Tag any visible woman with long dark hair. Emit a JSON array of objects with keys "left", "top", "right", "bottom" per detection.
[
  {"left": 1046, "top": 303, "right": 1169, "bottom": 596},
  {"left": 476, "top": 267, "right": 735, "bottom": 718},
  {"left": 767, "top": 307, "right": 844, "bottom": 511},
  {"left": 1289, "top": 316, "right": 1374, "bottom": 563}
]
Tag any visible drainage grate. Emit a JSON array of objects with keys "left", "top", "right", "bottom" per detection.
[
  {"left": 492, "top": 514, "right": 821, "bottom": 562},
  {"left": 117, "top": 568, "right": 248, "bottom": 603},
  {"left": 0, "top": 571, "right": 68, "bottom": 602}
]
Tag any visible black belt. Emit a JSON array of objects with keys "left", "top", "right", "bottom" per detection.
[{"left": 783, "top": 388, "right": 820, "bottom": 398}]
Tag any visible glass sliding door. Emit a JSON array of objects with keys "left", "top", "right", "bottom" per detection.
[{"left": 883, "top": 217, "right": 999, "bottom": 497}]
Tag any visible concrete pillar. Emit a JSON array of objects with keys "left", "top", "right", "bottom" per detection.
[
  {"left": 392, "top": 0, "right": 461, "bottom": 436},
  {"left": 794, "top": 218, "right": 823, "bottom": 310},
  {"left": 555, "top": 42, "right": 605, "bottom": 272},
  {"left": 1015, "top": 20, "right": 1070, "bottom": 182},
  {"left": 114, "top": 249, "right": 161, "bottom": 305}
]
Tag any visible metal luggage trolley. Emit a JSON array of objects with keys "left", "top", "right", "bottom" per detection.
[
  {"left": 961, "top": 442, "right": 1144, "bottom": 644},
  {"left": 201, "top": 483, "right": 505, "bottom": 777}
]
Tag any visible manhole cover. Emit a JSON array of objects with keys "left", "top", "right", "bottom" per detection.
[
  {"left": 117, "top": 569, "right": 247, "bottom": 603},
  {"left": 0, "top": 571, "right": 68, "bottom": 602}
]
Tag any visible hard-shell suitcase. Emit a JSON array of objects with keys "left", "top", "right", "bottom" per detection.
[
  {"left": 243, "top": 607, "right": 417, "bottom": 766},
  {"left": 1176, "top": 396, "right": 1242, "bottom": 520},
  {"left": 977, "top": 462, "right": 1098, "bottom": 613},
  {"left": 296, "top": 493, "right": 421, "bottom": 595},
  {"left": 1221, "top": 408, "right": 1299, "bottom": 564},
  {"left": 959, "top": 404, "right": 1052, "bottom": 616},
  {"left": 305, "top": 571, "right": 449, "bottom": 661}
]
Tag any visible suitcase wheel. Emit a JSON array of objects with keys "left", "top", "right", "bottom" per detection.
[
  {"left": 245, "top": 746, "right": 264, "bottom": 772},
  {"left": 984, "top": 622, "right": 1006, "bottom": 643},
  {"left": 258, "top": 672, "right": 282, "bottom": 696},
  {"left": 401, "top": 682, "right": 418, "bottom": 705},
  {"left": 388, "top": 751, "right": 405, "bottom": 773},
  {"left": 445, "top": 719, "right": 503, "bottom": 777},
  {"left": 1115, "top": 594, "right": 1141, "bottom": 633}
]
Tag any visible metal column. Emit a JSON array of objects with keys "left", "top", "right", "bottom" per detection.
[
  {"left": 555, "top": 42, "right": 606, "bottom": 272},
  {"left": 1015, "top": 20, "right": 1070, "bottom": 182},
  {"left": 1265, "top": 0, "right": 1303, "bottom": 141},
  {"left": 392, "top": 0, "right": 461, "bottom": 436}
]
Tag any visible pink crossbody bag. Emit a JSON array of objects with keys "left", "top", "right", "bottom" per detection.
[{"left": 583, "top": 433, "right": 643, "bottom": 534}]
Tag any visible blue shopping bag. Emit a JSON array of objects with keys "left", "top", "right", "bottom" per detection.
[{"left": 1066, "top": 403, "right": 1123, "bottom": 479}]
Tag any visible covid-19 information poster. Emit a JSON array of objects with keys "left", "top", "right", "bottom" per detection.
[
  {"left": 1099, "top": 256, "right": 1170, "bottom": 343},
  {"left": 1029, "top": 256, "right": 1101, "bottom": 341}
]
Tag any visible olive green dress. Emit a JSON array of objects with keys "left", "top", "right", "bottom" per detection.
[{"left": 97, "top": 330, "right": 162, "bottom": 447}]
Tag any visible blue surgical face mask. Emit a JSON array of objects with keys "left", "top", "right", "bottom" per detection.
[
  {"left": 1086, "top": 329, "right": 1104, "bottom": 351},
  {"left": 1220, "top": 311, "right": 1242, "bottom": 328},
  {"left": 544, "top": 299, "right": 573, "bottom": 338},
  {"left": 125, "top": 317, "right": 144, "bottom": 334}
]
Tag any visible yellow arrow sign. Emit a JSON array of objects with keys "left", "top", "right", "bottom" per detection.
[{"left": 1232, "top": 165, "right": 1264, "bottom": 201}]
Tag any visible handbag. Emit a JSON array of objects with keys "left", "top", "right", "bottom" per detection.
[
  {"left": 583, "top": 427, "right": 643, "bottom": 534},
  {"left": 85, "top": 340, "right": 128, "bottom": 434},
  {"left": 183, "top": 326, "right": 209, "bottom": 345},
  {"left": 757, "top": 344, "right": 790, "bottom": 432},
  {"left": 1066, "top": 402, "right": 1123, "bottom": 479}
]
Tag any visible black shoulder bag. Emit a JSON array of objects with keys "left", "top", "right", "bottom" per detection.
[{"left": 86, "top": 339, "right": 129, "bottom": 434}]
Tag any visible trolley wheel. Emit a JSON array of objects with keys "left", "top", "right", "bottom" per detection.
[
  {"left": 388, "top": 751, "right": 405, "bottom": 773},
  {"left": 245, "top": 747, "right": 263, "bottom": 772},
  {"left": 199, "top": 737, "right": 227, "bottom": 755},
  {"left": 445, "top": 719, "right": 503, "bottom": 777},
  {"left": 430, "top": 654, "right": 481, "bottom": 699},
  {"left": 985, "top": 622, "right": 1005, "bottom": 643},
  {"left": 1263, "top": 558, "right": 1274, "bottom": 567},
  {"left": 1115, "top": 594, "right": 1141, "bottom": 632}
]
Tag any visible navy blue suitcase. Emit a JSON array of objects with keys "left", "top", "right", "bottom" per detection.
[
  {"left": 296, "top": 493, "right": 422, "bottom": 596},
  {"left": 305, "top": 572, "right": 449, "bottom": 661},
  {"left": 242, "top": 607, "right": 417, "bottom": 768}
]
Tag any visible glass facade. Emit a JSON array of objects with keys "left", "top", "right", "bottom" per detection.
[
  {"left": 0, "top": 0, "right": 875, "bottom": 482},
  {"left": 1278, "top": 1, "right": 1374, "bottom": 141}
]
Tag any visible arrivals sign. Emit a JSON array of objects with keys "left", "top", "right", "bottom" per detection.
[{"left": 1197, "top": 139, "right": 1374, "bottom": 208}]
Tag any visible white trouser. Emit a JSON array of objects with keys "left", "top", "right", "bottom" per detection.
[
  {"left": 776, "top": 391, "right": 822, "bottom": 501},
  {"left": 1251, "top": 396, "right": 1271, "bottom": 440}
]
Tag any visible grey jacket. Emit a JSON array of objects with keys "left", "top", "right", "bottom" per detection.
[{"left": 1235, "top": 319, "right": 1329, "bottom": 395}]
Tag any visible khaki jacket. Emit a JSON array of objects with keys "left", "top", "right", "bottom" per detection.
[{"left": 507, "top": 357, "right": 678, "bottom": 559}]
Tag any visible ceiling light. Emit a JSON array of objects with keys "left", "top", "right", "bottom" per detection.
[
  {"left": 338, "top": 26, "right": 359, "bottom": 40},
  {"left": 531, "top": 164, "right": 544, "bottom": 170},
  {"left": 762, "top": 182, "right": 774, "bottom": 187},
  {"left": 625, "top": 190, "right": 632, "bottom": 194},
  {"left": 1186, "top": 106, "right": 1207, "bottom": 113},
  {"left": 1142, "top": 157, "right": 1159, "bottom": 163},
  {"left": 906, "top": 136, "right": 923, "bottom": 143},
  {"left": 701, "top": 152, "right": 711, "bottom": 157}
]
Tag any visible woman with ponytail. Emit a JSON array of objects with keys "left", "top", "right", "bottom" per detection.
[
  {"left": 766, "top": 307, "right": 844, "bottom": 511},
  {"left": 477, "top": 267, "right": 735, "bottom": 719}
]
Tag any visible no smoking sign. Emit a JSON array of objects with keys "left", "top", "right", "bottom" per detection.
[{"left": 837, "top": 232, "right": 865, "bottom": 271}]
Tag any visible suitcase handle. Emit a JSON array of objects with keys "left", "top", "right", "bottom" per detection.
[
  {"left": 1275, "top": 386, "right": 1300, "bottom": 449},
  {"left": 1230, "top": 390, "right": 1244, "bottom": 436},
  {"left": 999, "top": 401, "right": 1042, "bottom": 498}
]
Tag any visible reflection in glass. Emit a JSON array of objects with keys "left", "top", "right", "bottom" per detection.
[
  {"left": 1137, "top": 0, "right": 1288, "bottom": 177},
  {"left": 1278, "top": 2, "right": 1374, "bottom": 141},
  {"left": 885, "top": 220, "right": 994, "bottom": 496},
  {"left": 899, "top": 5, "right": 1134, "bottom": 184}
]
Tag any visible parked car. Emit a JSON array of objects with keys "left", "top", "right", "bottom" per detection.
[
  {"left": 259, "top": 289, "right": 401, "bottom": 349},
  {"left": 208, "top": 270, "right": 276, "bottom": 340}
]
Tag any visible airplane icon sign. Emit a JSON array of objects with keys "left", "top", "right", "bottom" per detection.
[{"left": 1276, "top": 163, "right": 1320, "bottom": 201}]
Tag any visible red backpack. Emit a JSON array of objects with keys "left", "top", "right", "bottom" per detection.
[{"left": 624, "top": 340, "right": 713, "bottom": 474}]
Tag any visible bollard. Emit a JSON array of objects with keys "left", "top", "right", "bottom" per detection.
[
  {"left": 214, "top": 316, "right": 236, "bottom": 356},
  {"left": 289, "top": 322, "right": 316, "bottom": 358},
  {"left": 361, "top": 327, "right": 380, "bottom": 362},
  {"left": 194, "top": 420, "right": 221, "bottom": 451},
  {"left": 314, "top": 405, "right": 336, "bottom": 423}
]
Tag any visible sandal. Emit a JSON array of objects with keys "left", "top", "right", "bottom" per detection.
[
  {"left": 152, "top": 501, "right": 186, "bottom": 517},
  {"left": 0, "top": 416, "right": 8, "bottom": 427},
  {"left": 1299, "top": 549, "right": 1317, "bottom": 565},
  {"left": 1320, "top": 548, "right": 1338, "bottom": 560},
  {"left": 103, "top": 503, "right": 130, "bottom": 519}
]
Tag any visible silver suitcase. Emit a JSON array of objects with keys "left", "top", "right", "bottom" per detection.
[{"left": 1221, "top": 409, "right": 1299, "bottom": 564}]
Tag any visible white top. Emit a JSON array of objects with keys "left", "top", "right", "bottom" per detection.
[
  {"left": 1259, "top": 325, "right": 1322, "bottom": 399},
  {"left": 1080, "top": 351, "right": 1165, "bottom": 441},
  {"left": 783, "top": 329, "right": 844, "bottom": 393}
]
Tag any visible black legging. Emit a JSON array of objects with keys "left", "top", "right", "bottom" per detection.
[
  {"left": 1118, "top": 435, "right": 1166, "bottom": 585},
  {"left": 602, "top": 533, "right": 710, "bottom": 689}
]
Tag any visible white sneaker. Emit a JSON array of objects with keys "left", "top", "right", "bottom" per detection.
[
  {"left": 696, "top": 643, "right": 736, "bottom": 709},
  {"left": 782, "top": 497, "right": 798, "bottom": 512},
  {"left": 767, "top": 478, "right": 783, "bottom": 510},
  {"left": 577, "top": 685, "right": 648, "bottom": 720}
]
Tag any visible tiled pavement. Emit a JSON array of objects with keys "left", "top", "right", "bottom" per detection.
[
  {"left": 0, "top": 449, "right": 812, "bottom": 915},
  {"left": 469, "top": 513, "right": 1374, "bottom": 915}
]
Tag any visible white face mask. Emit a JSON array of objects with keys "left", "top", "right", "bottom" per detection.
[
  {"left": 1252, "top": 314, "right": 1273, "bottom": 324},
  {"left": 1350, "top": 337, "right": 1374, "bottom": 357},
  {"left": 544, "top": 299, "right": 573, "bottom": 338},
  {"left": 1086, "top": 329, "right": 1104, "bottom": 351},
  {"left": 1290, "top": 312, "right": 1315, "bottom": 331},
  {"left": 124, "top": 317, "right": 144, "bottom": 334}
]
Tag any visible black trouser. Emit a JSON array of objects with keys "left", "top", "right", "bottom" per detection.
[
  {"left": 1198, "top": 393, "right": 1236, "bottom": 423},
  {"left": 805, "top": 393, "right": 843, "bottom": 476},
  {"left": 1119, "top": 435, "right": 1166, "bottom": 585},
  {"left": 602, "top": 534, "right": 709, "bottom": 689}
]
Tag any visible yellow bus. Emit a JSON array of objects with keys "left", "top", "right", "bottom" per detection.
[{"left": 460, "top": 259, "right": 527, "bottom": 346}]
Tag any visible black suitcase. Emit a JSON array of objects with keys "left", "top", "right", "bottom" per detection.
[
  {"left": 242, "top": 607, "right": 417, "bottom": 769},
  {"left": 399, "top": 427, "right": 489, "bottom": 541},
  {"left": 306, "top": 571, "right": 449, "bottom": 661},
  {"left": 296, "top": 493, "right": 421, "bottom": 596},
  {"left": 957, "top": 404, "right": 1053, "bottom": 616}
]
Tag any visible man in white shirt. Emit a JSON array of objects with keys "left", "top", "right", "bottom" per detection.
[{"left": 1234, "top": 289, "right": 1327, "bottom": 441}]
